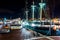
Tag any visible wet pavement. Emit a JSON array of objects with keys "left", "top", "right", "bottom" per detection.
[
  {"left": 20, "top": 28, "right": 34, "bottom": 39},
  {"left": 24, "top": 26, "right": 60, "bottom": 36},
  {"left": 0, "top": 28, "right": 60, "bottom": 40}
]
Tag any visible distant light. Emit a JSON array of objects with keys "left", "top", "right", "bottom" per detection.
[
  {"left": 4, "top": 18, "right": 7, "bottom": 24},
  {"left": 4, "top": 18, "right": 6, "bottom": 21},
  {"left": 31, "top": 23, "right": 35, "bottom": 27},
  {"left": 39, "top": 3, "right": 46, "bottom": 8},
  {"left": 22, "top": 21, "right": 29, "bottom": 25}
]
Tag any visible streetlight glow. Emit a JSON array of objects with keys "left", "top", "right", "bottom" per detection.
[{"left": 4, "top": 17, "right": 7, "bottom": 24}]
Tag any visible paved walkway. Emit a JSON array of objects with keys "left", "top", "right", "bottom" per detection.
[{"left": 0, "top": 29, "right": 60, "bottom": 40}]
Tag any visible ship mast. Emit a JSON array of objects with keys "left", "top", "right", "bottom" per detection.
[{"left": 25, "top": 0, "right": 29, "bottom": 21}]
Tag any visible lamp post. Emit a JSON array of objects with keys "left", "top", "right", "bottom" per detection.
[
  {"left": 39, "top": 0, "right": 46, "bottom": 20},
  {"left": 31, "top": 1, "right": 36, "bottom": 21}
]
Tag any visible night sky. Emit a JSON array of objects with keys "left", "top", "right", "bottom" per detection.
[
  {"left": 0, "top": 0, "right": 60, "bottom": 19},
  {"left": 54, "top": 0, "right": 60, "bottom": 18}
]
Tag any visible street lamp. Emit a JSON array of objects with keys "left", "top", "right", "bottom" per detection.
[
  {"left": 39, "top": 0, "right": 46, "bottom": 20},
  {"left": 31, "top": 1, "right": 36, "bottom": 21}
]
